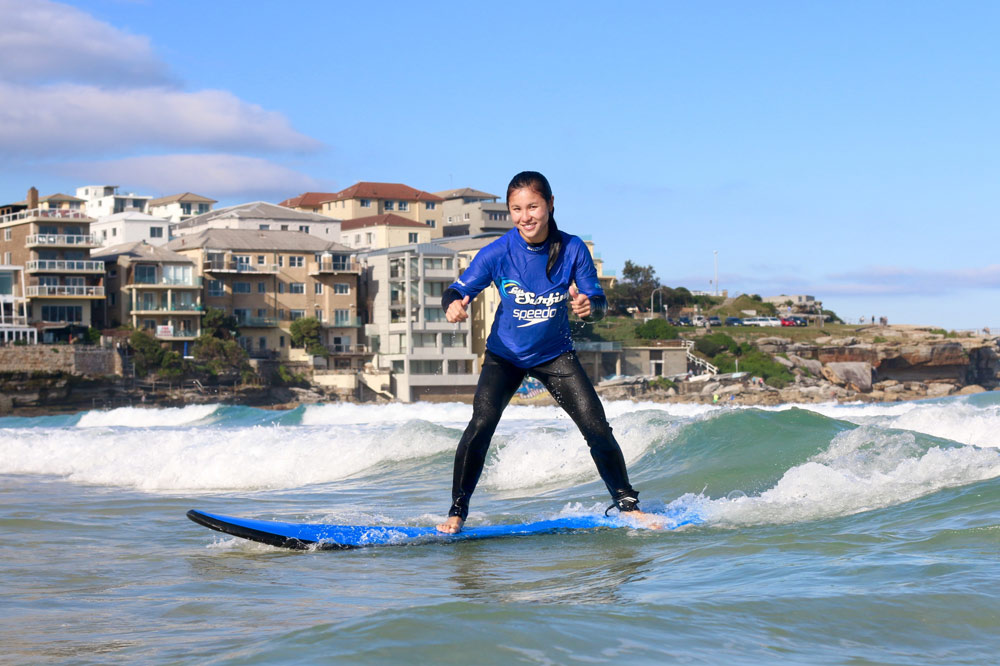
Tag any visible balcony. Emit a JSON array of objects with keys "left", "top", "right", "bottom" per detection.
[
  {"left": 236, "top": 317, "right": 278, "bottom": 328},
  {"left": 25, "top": 234, "right": 100, "bottom": 248},
  {"left": 309, "top": 261, "right": 361, "bottom": 276},
  {"left": 26, "top": 285, "right": 105, "bottom": 298},
  {"left": 328, "top": 343, "right": 369, "bottom": 354},
  {"left": 323, "top": 316, "right": 363, "bottom": 328},
  {"left": 127, "top": 276, "right": 203, "bottom": 288},
  {"left": 0, "top": 208, "right": 91, "bottom": 224},
  {"left": 25, "top": 259, "right": 105, "bottom": 274},
  {"left": 130, "top": 304, "right": 204, "bottom": 314},
  {"left": 203, "top": 261, "right": 279, "bottom": 274}
]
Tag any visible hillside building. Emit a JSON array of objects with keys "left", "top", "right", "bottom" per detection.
[
  {"left": 434, "top": 187, "right": 513, "bottom": 237},
  {"left": 147, "top": 193, "right": 216, "bottom": 223},
  {"left": 340, "top": 213, "right": 433, "bottom": 251},
  {"left": 317, "top": 182, "right": 443, "bottom": 237},
  {"left": 76, "top": 185, "right": 152, "bottom": 217},
  {"left": 172, "top": 201, "right": 340, "bottom": 243},
  {"left": 279, "top": 192, "right": 338, "bottom": 215},
  {"left": 91, "top": 211, "right": 172, "bottom": 248}
]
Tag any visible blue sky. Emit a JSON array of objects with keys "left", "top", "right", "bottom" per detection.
[{"left": 1, "top": 0, "right": 997, "bottom": 329}]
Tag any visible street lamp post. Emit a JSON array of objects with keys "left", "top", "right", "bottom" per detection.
[
  {"left": 713, "top": 250, "right": 719, "bottom": 297},
  {"left": 650, "top": 287, "right": 666, "bottom": 318}
]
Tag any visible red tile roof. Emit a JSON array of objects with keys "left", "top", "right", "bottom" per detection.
[
  {"left": 323, "top": 182, "right": 443, "bottom": 203},
  {"left": 279, "top": 192, "right": 338, "bottom": 208},
  {"left": 340, "top": 213, "right": 430, "bottom": 231}
]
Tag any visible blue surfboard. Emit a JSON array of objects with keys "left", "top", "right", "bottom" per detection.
[{"left": 187, "top": 507, "right": 702, "bottom": 550}]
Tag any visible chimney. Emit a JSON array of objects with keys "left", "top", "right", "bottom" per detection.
[{"left": 27, "top": 187, "right": 38, "bottom": 209}]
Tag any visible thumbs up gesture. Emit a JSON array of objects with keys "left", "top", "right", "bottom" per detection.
[
  {"left": 568, "top": 284, "right": 591, "bottom": 319},
  {"left": 446, "top": 295, "right": 471, "bottom": 323}
]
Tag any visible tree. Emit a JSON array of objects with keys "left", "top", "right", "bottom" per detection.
[
  {"left": 192, "top": 334, "right": 251, "bottom": 380},
  {"left": 202, "top": 308, "right": 239, "bottom": 340},
  {"left": 608, "top": 260, "right": 661, "bottom": 313},
  {"left": 634, "top": 318, "right": 679, "bottom": 340},
  {"left": 289, "top": 317, "right": 328, "bottom": 358}
]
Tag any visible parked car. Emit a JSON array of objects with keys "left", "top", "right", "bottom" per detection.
[
  {"left": 791, "top": 316, "right": 808, "bottom": 327},
  {"left": 677, "top": 317, "right": 693, "bottom": 326},
  {"left": 763, "top": 317, "right": 782, "bottom": 327},
  {"left": 725, "top": 316, "right": 743, "bottom": 326},
  {"left": 780, "top": 317, "right": 797, "bottom": 327},
  {"left": 707, "top": 316, "right": 722, "bottom": 327}
]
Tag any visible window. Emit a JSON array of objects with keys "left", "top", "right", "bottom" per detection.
[
  {"left": 198, "top": 204, "right": 210, "bottom": 214},
  {"left": 3, "top": 251, "right": 11, "bottom": 264},
  {"left": 333, "top": 283, "right": 349, "bottom": 295},
  {"left": 354, "top": 234, "right": 361, "bottom": 244},
  {"left": 411, "top": 360, "right": 443, "bottom": 375},
  {"left": 391, "top": 360, "right": 404, "bottom": 373},
  {"left": 258, "top": 281, "right": 266, "bottom": 293},
  {"left": 448, "top": 360, "right": 473, "bottom": 374},
  {"left": 423, "top": 258, "right": 453, "bottom": 270},
  {"left": 278, "top": 282, "right": 285, "bottom": 294},
  {"left": 288, "top": 256, "right": 303, "bottom": 267},
  {"left": 290, "top": 310, "right": 305, "bottom": 320},
  {"left": 259, "top": 224, "right": 270, "bottom": 230},
  {"left": 280, "top": 225, "right": 289, "bottom": 231},
  {"left": 414, "top": 333, "right": 437, "bottom": 347},
  {"left": 163, "top": 264, "right": 191, "bottom": 285},
  {"left": 464, "top": 212, "right": 470, "bottom": 220},
  {"left": 290, "top": 282, "right": 305, "bottom": 294},
  {"left": 444, "top": 333, "right": 467, "bottom": 347},
  {"left": 298, "top": 226, "right": 310, "bottom": 234},
  {"left": 278, "top": 309, "right": 286, "bottom": 320},
  {"left": 150, "top": 227, "right": 163, "bottom": 238},
  {"left": 398, "top": 201, "right": 408, "bottom": 212},
  {"left": 425, "top": 202, "right": 436, "bottom": 210},
  {"left": 258, "top": 337, "right": 267, "bottom": 350},
  {"left": 208, "top": 280, "right": 223, "bottom": 297},
  {"left": 424, "top": 307, "right": 446, "bottom": 322},
  {"left": 234, "top": 282, "right": 251, "bottom": 294},
  {"left": 366, "top": 232, "right": 374, "bottom": 244},
  {"left": 181, "top": 203, "right": 192, "bottom": 215},
  {"left": 333, "top": 309, "right": 351, "bottom": 325},
  {"left": 135, "top": 265, "right": 157, "bottom": 284},
  {"left": 256, "top": 308, "right": 267, "bottom": 318},
  {"left": 314, "top": 282, "right": 323, "bottom": 294},
  {"left": 424, "top": 281, "right": 444, "bottom": 297},
  {"left": 384, "top": 201, "right": 394, "bottom": 211},
  {"left": 3, "top": 229, "right": 10, "bottom": 240},
  {"left": 234, "top": 308, "right": 249, "bottom": 323},
  {"left": 314, "top": 308, "right": 323, "bottom": 322},
  {"left": 360, "top": 199, "right": 371, "bottom": 208},
  {"left": 425, "top": 219, "right": 436, "bottom": 228},
  {"left": 112, "top": 228, "right": 117, "bottom": 236},
  {"left": 41, "top": 305, "right": 82, "bottom": 322},
  {"left": 408, "top": 233, "right": 419, "bottom": 243},
  {"left": 278, "top": 255, "right": 284, "bottom": 267},
  {"left": 257, "top": 256, "right": 266, "bottom": 264}
]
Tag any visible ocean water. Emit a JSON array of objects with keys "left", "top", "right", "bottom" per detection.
[{"left": 1, "top": 393, "right": 998, "bottom": 664}]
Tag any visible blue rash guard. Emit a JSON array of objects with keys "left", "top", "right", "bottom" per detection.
[{"left": 446, "top": 228, "right": 607, "bottom": 368}]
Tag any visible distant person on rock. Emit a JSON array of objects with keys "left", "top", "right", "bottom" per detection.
[{"left": 436, "top": 171, "right": 653, "bottom": 534}]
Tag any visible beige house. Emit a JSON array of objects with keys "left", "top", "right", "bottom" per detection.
[
  {"left": 318, "top": 182, "right": 443, "bottom": 236},
  {"left": 340, "top": 214, "right": 433, "bottom": 251},
  {"left": 147, "top": 193, "right": 216, "bottom": 223},
  {"left": 92, "top": 241, "right": 203, "bottom": 347},
  {"left": 358, "top": 242, "right": 478, "bottom": 402},
  {"left": 166, "top": 229, "right": 364, "bottom": 368},
  {"left": 435, "top": 187, "right": 513, "bottom": 238},
  {"left": 279, "top": 192, "right": 338, "bottom": 215},
  {"left": 172, "top": 201, "right": 340, "bottom": 243},
  {"left": 0, "top": 189, "right": 104, "bottom": 341}
]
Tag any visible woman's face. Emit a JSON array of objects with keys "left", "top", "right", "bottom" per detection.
[{"left": 508, "top": 187, "right": 552, "bottom": 244}]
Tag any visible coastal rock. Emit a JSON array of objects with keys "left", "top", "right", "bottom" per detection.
[
  {"left": 822, "top": 362, "right": 873, "bottom": 392},
  {"left": 925, "top": 383, "right": 955, "bottom": 397},
  {"left": 817, "top": 344, "right": 877, "bottom": 365},
  {"left": 773, "top": 355, "right": 795, "bottom": 368},
  {"left": 957, "top": 384, "right": 985, "bottom": 395},
  {"left": 701, "top": 381, "right": 722, "bottom": 395},
  {"left": 788, "top": 354, "right": 823, "bottom": 376}
]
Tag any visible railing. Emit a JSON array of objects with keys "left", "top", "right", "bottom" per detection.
[
  {"left": 324, "top": 316, "right": 363, "bottom": 328},
  {"left": 682, "top": 340, "right": 719, "bottom": 375},
  {"left": 25, "top": 234, "right": 99, "bottom": 246},
  {"left": 328, "top": 343, "right": 368, "bottom": 354},
  {"left": 26, "top": 285, "right": 105, "bottom": 297},
  {"left": 130, "top": 276, "right": 203, "bottom": 287},
  {"left": 236, "top": 317, "right": 278, "bottom": 327},
  {"left": 574, "top": 341, "right": 623, "bottom": 352},
  {"left": 203, "top": 261, "right": 279, "bottom": 273},
  {"left": 0, "top": 208, "right": 91, "bottom": 224},
  {"left": 309, "top": 261, "right": 360, "bottom": 274},
  {"left": 25, "top": 259, "right": 105, "bottom": 273},
  {"left": 130, "top": 304, "right": 204, "bottom": 312}
]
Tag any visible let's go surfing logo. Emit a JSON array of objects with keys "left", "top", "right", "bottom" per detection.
[{"left": 500, "top": 279, "right": 566, "bottom": 328}]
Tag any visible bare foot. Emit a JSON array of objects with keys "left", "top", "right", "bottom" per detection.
[
  {"left": 436, "top": 516, "right": 464, "bottom": 534},
  {"left": 623, "top": 510, "right": 664, "bottom": 530}
]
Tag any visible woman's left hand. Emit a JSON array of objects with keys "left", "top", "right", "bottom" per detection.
[{"left": 568, "top": 284, "right": 591, "bottom": 318}]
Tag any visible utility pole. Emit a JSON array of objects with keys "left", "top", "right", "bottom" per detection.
[{"left": 713, "top": 250, "right": 719, "bottom": 297}]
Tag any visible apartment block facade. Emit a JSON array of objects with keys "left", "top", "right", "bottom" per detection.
[
  {"left": 91, "top": 211, "right": 172, "bottom": 248},
  {"left": 172, "top": 201, "right": 340, "bottom": 243},
  {"left": 93, "top": 241, "right": 204, "bottom": 345},
  {"left": 434, "top": 187, "right": 513, "bottom": 237},
  {"left": 76, "top": 185, "right": 152, "bottom": 218},
  {"left": 0, "top": 263, "right": 35, "bottom": 343},
  {"left": 340, "top": 214, "right": 433, "bottom": 252},
  {"left": 359, "top": 243, "right": 478, "bottom": 402},
  {"left": 147, "top": 193, "right": 216, "bottom": 223},
  {"left": 0, "top": 197, "right": 105, "bottom": 341},
  {"left": 166, "top": 229, "right": 364, "bottom": 367}
]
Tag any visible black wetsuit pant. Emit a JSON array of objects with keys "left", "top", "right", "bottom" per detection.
[{"left": 447, "top": 350, "right": 638, "bottom": 520}]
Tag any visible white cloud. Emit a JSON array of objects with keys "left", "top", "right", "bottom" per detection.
[
  {"left": 0, "top": 82, "right": 323, "bottom": 157},
  {"left": 57, "top": 153, "right": 328, "bottom": 199},
  {"left": 0, "top": 0, "right": 175, "bottom": 87}
]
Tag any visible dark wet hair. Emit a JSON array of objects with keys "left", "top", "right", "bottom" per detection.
[{"left": 506, "top": 171, "right": 562, "bottom": 280}]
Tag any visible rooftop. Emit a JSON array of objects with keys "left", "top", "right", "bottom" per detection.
[
  {"left": 341, "top": 213, "right": 430, "bottom": 231},
  {"left": 173, "top": 201, "right": 336, "bottom": 230},
  {"left": 166, "top": 228, "right": 350, "bottom": 253},
  {"left": 323, "top": 182, "right": 443, "bottom": 203}
]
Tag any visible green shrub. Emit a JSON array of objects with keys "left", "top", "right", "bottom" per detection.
[
  {"left": 649, "top": 377, "right": 676, "bottom": 391},
  {"left": 634, "top": 318, "right": 679, "bottom": 340},
  {"left": 694, "top": 332, "right": 739, "bottom": 358},
  {"left": 714, "top": 350, "right": 794, "bottom": 388}
]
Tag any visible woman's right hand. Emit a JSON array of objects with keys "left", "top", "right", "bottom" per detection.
[{"left": 446, "top": 295, "right": 471, "bottom": 323}]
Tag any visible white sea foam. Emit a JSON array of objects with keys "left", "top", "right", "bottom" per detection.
[
  {"left": 703, "top": 425, "right": 1000, "bottom": 527},
  {"left": 75, "top": 404, "right": 219, "bottom": 428},
  {"left": 0, "top": 421, "right": 456, "bottom": 491}
]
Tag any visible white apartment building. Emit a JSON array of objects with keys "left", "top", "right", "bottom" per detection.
[
  {"left": 0, "top": 264, "right": 35, "bottom": 343},
  {"left": 172, "top": 201, "right": 340, "bottom": 242},
  {"left": 358, "top": 243, "right": 478, "bottom": 402},
  {"left": 148, "top": 193, "right": 216, "bottom": 222},
  {"left": 76, "top": 185, "right": 152, "bottom": 217},
  {"left": 91, "top": 211, "right": 172, "bottom": 248}
]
